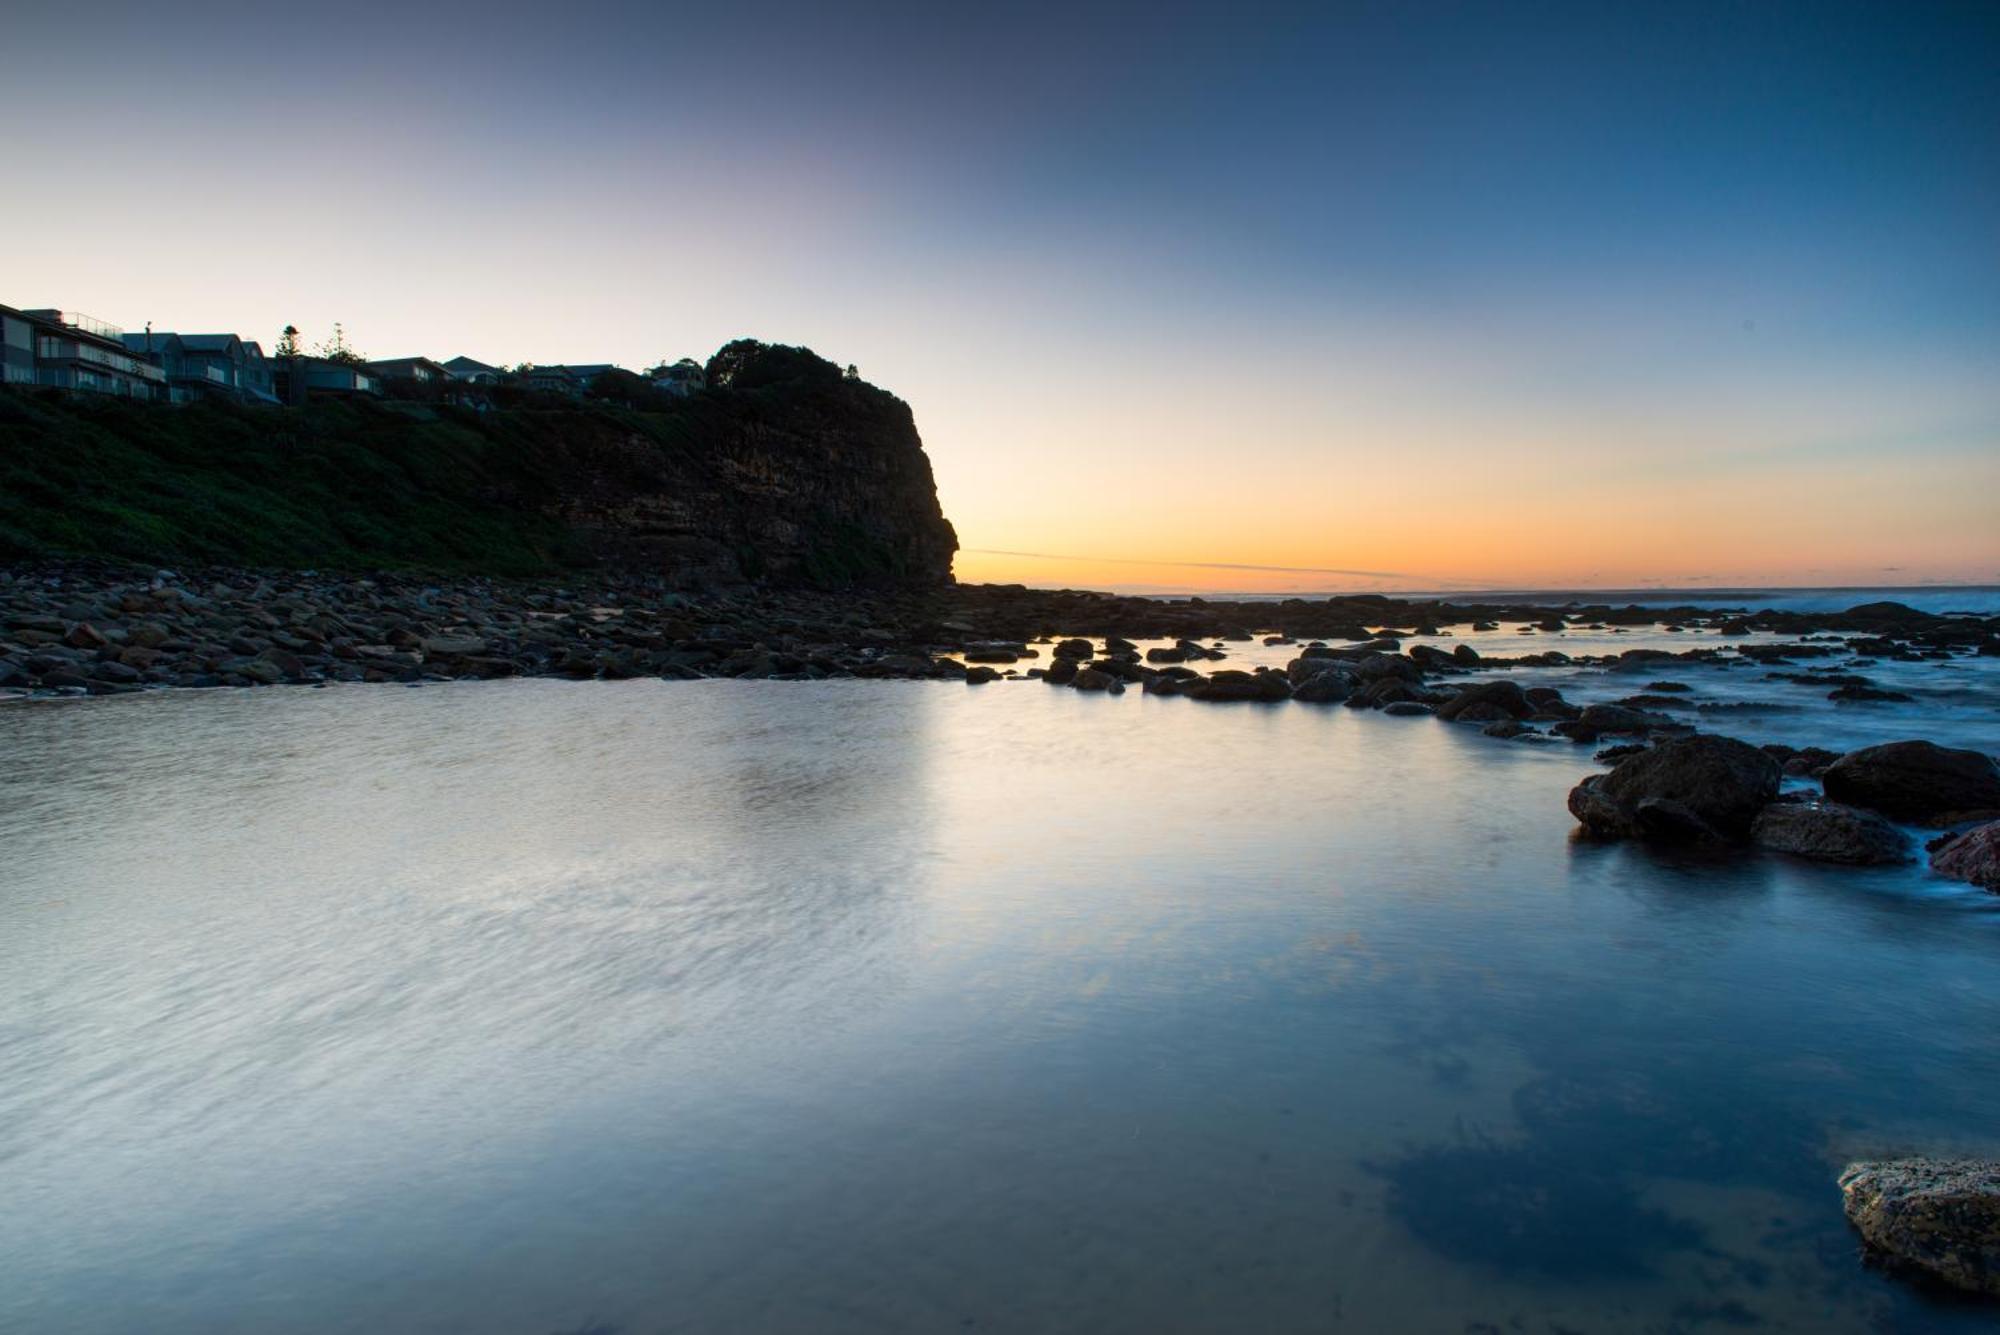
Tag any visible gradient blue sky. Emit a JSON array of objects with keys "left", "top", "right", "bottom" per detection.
[{"left": 5, "top": 1, "right": 1996, "bottom": 590}]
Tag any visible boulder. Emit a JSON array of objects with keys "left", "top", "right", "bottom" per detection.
[
  {"left": 1821, "top": 741, "right": 2000, "bottom": 824},
  {"left": 1185, "top": 669, "right": 1291, "bottom": 703},
  {"left": 1352, "top": 652, "right": 1421, "bottom": 684},
  {"left": 1840, "top": 1158, "right": 2000, "bottom": 1296},
  {"left": 421, "top": 635, "right": 489, "bottom": 657},
  {"left": 1930, "top": 821, "right": 2000, "bottom": 890},
  {"left": 1554, "top": 703, "right": 1673, "bottom": 742},
  {"left": 1291, "top": 671, "right": 1353, "bottom": 704},
  {"left": 1567, "top": 735, "right": 1780, "bottom": 843},
  {"left": 1436, "top": 680, "right": 1532, "bottom": 722},
  {"left": 1751, "top": 799, "right": 1909, "bottom": 865}
]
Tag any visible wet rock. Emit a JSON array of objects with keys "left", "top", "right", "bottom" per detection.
[
  {"left": 1568, "top": 735, "right": 1780, "bottom": 844},
  {"left": 1069, "top": 666, "right": 1118, "bottom": 692},
  {"left": 1352, "top": 652, "right": 1421, "bottom": 684},
  {"left": 420, "top": 635, "right": 489, "bottom": 657},
  {"left": 1829, "top": 684, "right": 1914, "bottom": 703},
  {"left": 1751, "top": 799, "right": 1909, "bottom": 865},
  {"left": 1840, "top": 1158, "right": 2000, "bottom": 1296},
  {"left": 1290, "top": 671, "right": 1353, "bottom": 704},
  {"left": 1760, "top": 743, "right": 1841, "bottom": 779},
  {"left": 1821, "top": 741, "right": 2000, "bottom": 825},
  {"left": 1554, "top": 703, "right": 1673, "bottom": 743},
  {"left": 1382, "top": 700, "right": 1434, "bottom": 717},
  {"left": 1930, "top": 821, "right": 2000, "bottom": 890},
  {"left": 963, "top": 664, "right": 1000, "bottom": 684},
  {"left": 1436, "top": 680, "right": 1532, "bottom": 722},
  {"left": 1050, "top": 637, "right": 1093, "bottom": 660},
  {"left": 1185, "top": 669, "right": 1291, "bottom": 703}
]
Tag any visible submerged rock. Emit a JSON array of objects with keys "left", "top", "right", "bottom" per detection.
[
  {"left": 1751, "top": 799, "right": 1909, "bottom": 865},
  {"left": 1568, "top": 735, "right": 1780, "bottom": 844},
  {"left": 1930, "top": 821, "right": 2000, "bottom": 890},
  {"left": 1821, "top": 740, "right": 2000, "bottom": 825},
  {"left": 1839, "top": 1158, "right": 2000, "bottom": 1296}
]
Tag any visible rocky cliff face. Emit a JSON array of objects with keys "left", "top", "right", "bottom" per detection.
[
  {"left": 0, "top": 338, "right": 959, "bottom": 588},
  {"left": 534, "top": 345, "right": 957, "bottom": 585}
]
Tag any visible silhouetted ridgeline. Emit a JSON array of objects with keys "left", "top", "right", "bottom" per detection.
[{"left": 0, "top": 341, "right": 958, "bottom": 587}]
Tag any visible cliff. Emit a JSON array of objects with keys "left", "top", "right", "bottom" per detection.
[{"left": 0, "top": 340, "right": 958, "bottom": 587}]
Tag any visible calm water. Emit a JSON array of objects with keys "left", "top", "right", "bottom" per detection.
[{"left": 4, "top": 677, "right": 1999, "bottom": 1333}]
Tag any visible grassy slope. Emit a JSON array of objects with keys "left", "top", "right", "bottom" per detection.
[{"left": 0, "top": 391, "right": 705, "bottom": 576}]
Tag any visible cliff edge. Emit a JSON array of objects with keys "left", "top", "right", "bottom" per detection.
[{"left": 0, "top": 338, "right": 958, "bottom": 588}]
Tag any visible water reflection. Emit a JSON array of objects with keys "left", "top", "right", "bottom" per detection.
[{"left": 0, "top": 680, "right": 1996, "bottom": 1333}]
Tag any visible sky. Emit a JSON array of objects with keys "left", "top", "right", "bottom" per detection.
[{"left": 4, "top": 0, "right": 1997, "bottom": 592}]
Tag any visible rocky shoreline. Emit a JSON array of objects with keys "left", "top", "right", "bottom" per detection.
[{"left": 7, "top": 559, "right": 1998, "bottom": 894}]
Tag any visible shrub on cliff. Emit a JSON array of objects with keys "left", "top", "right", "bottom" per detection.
[{"left": 705, "top": 340, "right": 845, "bottom": 392}]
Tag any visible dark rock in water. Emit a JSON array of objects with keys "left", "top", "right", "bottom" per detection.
[
  {"left": 1051, "top": 638, "right": 1093, "bottom": 660},
  {"left": 1043, "top": 657, "right": 1080, "bottom": 686},
  {"left": 1145, "top": 646, "right": 1187, "bottom": 663},
  {"left": 1829, "top": 683, "right": 1914, "bottom": 703},
  {"left": 1452, "top": 643, "right": 1479, "bottom": 664},
  {"left": 1436, "top": 680, "right": 1532, "bottom": 722},
  {"left": 1381, "top": 700, "right": 1434, "bottom": 717},
  {"left": 1930, "top": 821, "right": 2000, "bottom": 890},
  {"left": 1761, "top": 743, "right": 1841, "bottom": 779},
  {"left": 1842, "top": 601, "right": 1939, "bottom": 626},
  {"left": 1290, "top": 672, "right": 1353, "bottom": 704},
  {"left": 962, "top": 664, "right": 1000, "bottom": 684},
  {"left": 1185, "top": 669, "right": 1291, "bottom": 703},
  {"left": 1069, "top": 666, "right": 1119, "bottom": 692},
  {"left": 1360, "top": 677, "right": 1415, "bottom": 707},
  {"left": 1554, "top": 703, "right": 1673, "bottom": 742},
  {"left": 1104, "top": 636, "right": 1139, "bottom": 655},
  {"left": 962, "top": 648, "right": 1019, "bottom": 664},
  {"left": 1408, "top": 644, "right": 1458, "bottom": 670},
  {"left": 1568, "top": 735, "right": 1780, "bottom": 843},
  {"left": 1822, "top": 740, "right": 2000, "bottom": 825},
  {"left": 1286, "top": 655, "right": 1349, "bottom": 686},
  {"left": 1644, "top": 681, "right": 1692, "bottom": 692},
  {"left": 1595, "top": 743, "right": 1650, "bottom": 763},
  {"left": 1751, "top": 799, "right": 1910, "bottom": 865},
  {"left": 1482, "top": 719, "right": 1529, "bottom": 739},
  {"left": 1840, "top": 1158, "right": 2000, "bottom": 1296}
]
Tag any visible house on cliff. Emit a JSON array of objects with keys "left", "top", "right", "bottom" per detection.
[
  {"left": 648, "top": 358, "right": 706, "bottom": 397},
  {"left": 516, "top": 363, "right": 618, "bottom": 395},
  {"left": 365, "top": 356, "right": 453, "bottom": 386},
  {"left": 8, "top": 307, "right": 167, "bottom": 399},
  {"left": 442, "top": 355, "right": 501, "bottom": 384},
  {"left": 272, "top": 356, "right": 381, "bottom": 404},
  {"left": 120, "top": 331, "right": 279, "bottom": 405}
]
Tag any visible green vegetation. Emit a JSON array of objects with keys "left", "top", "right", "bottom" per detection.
[
  {"left": 0, "top": 340, "right": 956, "bottom": 585},
  {"left": 0, "top": 391, "right": 588, "bottom": 574}
]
